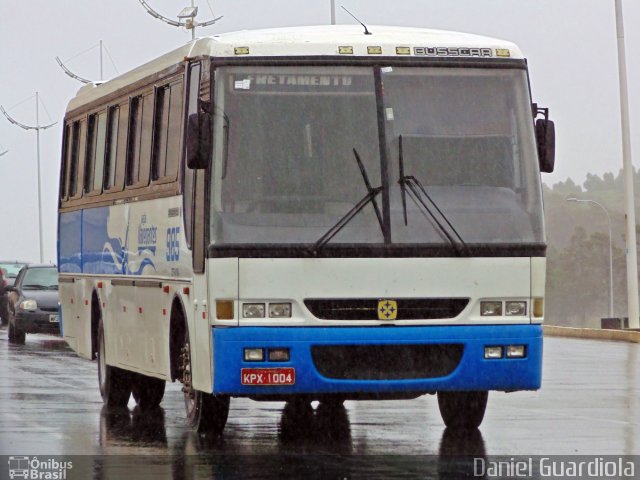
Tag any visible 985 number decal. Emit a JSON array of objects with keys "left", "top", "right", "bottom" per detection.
[{"left": 166, "top": 227, "right": 180, "bottom": 261}]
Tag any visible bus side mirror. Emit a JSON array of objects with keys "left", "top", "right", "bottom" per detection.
[
  {"left": 535, "top": 116, "right": 555, "bottom": 173},
  {"left": 186, "top": 113, "right": 212, "bottom": 169}
]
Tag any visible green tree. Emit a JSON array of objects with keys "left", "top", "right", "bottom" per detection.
[{"left": 546, "top": 227, "right": 625, "bottom": 327}]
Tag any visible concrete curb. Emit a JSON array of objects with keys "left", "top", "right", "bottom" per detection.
[{"left": 543, "top": 325, "right": 640, "bottom": 343}]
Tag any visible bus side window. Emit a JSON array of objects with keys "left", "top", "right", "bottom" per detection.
[
  {"left": 166, "top": 81, "right": 184, "bottom": 179},
  {"left": 68, "top": 119, "right": 86, "bottom": 199},
  {"left": 152, "top": 80, "right": 183, "bottom": 182},
  {"left": 93, "top": 111, "right": 107, "bottom": 192},
  {"left": 183, "top": 63, "right": 201, "bottom": 249},
  {"left": 103, "top": 105, "right": 119, "bottom": 190},
  {"left": 84, "top": 113, "right": 97, "bottom": 193},
  {"left": 126, "top": 96, "right": 142, "bottom": 186},
  {"left": 113, "top": 102, "right": 129, "bottom": 191},
  {"left": 152, "top": 85, "right": 170, "bottom": 180},
  {"left": 59, "top": 123, "right": 71, "bottom": 202},
  {"left": 138, "top": 92, "right": 153, "bottom": 186}
]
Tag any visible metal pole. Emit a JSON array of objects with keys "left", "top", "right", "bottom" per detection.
[
  {"left": 100, "top": 40, "right": 104, "bottom": 81},
  {"left": 331, "top": 0, "right": 336, "bottom": 25},
  {"left": 567, "top": 198, "right": 614, "bottom": 319},
  {"left": 191, "top": 0, "right": 196, "bottom": 40},
  {"left": 615, "top": 0, "right": 639, "bottom": 329},
  {"left": 35, "top": 92, "right": 44, "bottom": 263}
]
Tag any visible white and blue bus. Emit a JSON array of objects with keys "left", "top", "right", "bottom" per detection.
[{"left": 58, "top": 25, "right": 555, "bottom": 433}]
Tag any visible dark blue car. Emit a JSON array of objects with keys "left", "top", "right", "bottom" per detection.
[{"left": 7, "top": 264, "right": 59, "bottom": 344}]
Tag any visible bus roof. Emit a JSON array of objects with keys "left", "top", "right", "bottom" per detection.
[{"left": 66, "top": 25, "right": 523, "bottom": 113}]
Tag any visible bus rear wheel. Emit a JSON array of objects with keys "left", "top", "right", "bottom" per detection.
[
  {"left": 132, "top": 373, "right": 166, "bottom": 410},
  {"left": 180, "top": 336, "right": 229, "bottom": 434},
  {"left": 97, "top": 318, "right": 132, "bottom": 407},
  {"left": 437, "top": 391, "right": 488, "bottom": 429}
]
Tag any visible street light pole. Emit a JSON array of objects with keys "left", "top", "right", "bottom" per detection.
[
  {"left": 0, "top": 94, "right": 56, "bottom": 263},
  {"left": 614, "top": 0, "right": 639, "bottom": 329},
  {"left": 35, "top": 92, "right": 44, "bottom": 264},
  {"left": 567, "top": 198, "right": 614, "bottom": 319}
]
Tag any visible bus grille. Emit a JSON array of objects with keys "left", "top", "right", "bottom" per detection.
[
  {"left": 311, "top": 344, "right": 464, "bottom": 380},
  {"left": 304, "top": 298, "right": 469, "bottom": 320}
]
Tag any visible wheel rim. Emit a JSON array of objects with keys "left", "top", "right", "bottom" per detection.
[{"left": 181, "top": 341, "right": 197, "bottom": 416}]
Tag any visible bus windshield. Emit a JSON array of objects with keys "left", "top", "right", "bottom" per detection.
[{"left": 211, "top": 65, "right": 544, "bottom": 249}]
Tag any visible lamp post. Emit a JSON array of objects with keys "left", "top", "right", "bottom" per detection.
[
  {"left": 614, "top": 0, "right": 639, "bottom": 329},
  {"left": 0, "top": 93, "right": 56, "bottom": 263},
  {"left": 567, "top": 198, "right": 614, "bottom": 319}
]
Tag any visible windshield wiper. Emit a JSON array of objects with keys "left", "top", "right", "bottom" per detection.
[
  {"left": 310, "top": 149, "right": 384, "bottom": 255},
  {"left": 23, "top": 284, "right": 47, "bottom": 290},
  {"left": 397, "top": 135, "right": 469, "bottom": 256}
]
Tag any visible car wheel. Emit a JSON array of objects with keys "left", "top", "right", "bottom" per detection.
[
  {"left": 7, "top": 307, "right": 25, "bottom": 345},
  {"left": 97, "top": 318, "right": 131, "bottom": 407},
  {"left": 132, "top": 373, "right": 166, "bottom": 410},
  {"left": 437, "top": 391, "right": 488, "bottom": 429},
  {"left": 181, "top": 335, "right": 229, "bottom": 434}
]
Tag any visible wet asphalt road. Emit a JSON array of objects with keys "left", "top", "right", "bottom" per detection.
[{"left": 0, "top": 326, "right": 638, "bottom": 479}]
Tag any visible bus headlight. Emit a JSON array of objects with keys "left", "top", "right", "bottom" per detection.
[
  {"left": 484, "top": 346, "right": 503, "bottom": 359},
  {"left": 268, "top": 348, "right": 290, "bottom": 361},
  {"left": 507, "top": 345, "right": 526, "bottom": 358},
  {"left": 243, "top": 303, "right": 265, "bottom": 318},
  {"left": 505, "top": 301, "right": 527, "bottom": 316},
  {"left": 480, "top": 301, "right": 502, "bottom": 316},
  {"left": 244, "top": 348, "right": 264, "bottom": 362},
  {"left": 269, "top": 303, "right": 291, "bottom": 318}
]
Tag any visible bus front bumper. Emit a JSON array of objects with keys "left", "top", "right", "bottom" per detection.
[{"left": 212, "top": 324, "right": 542, "bottom": 397}]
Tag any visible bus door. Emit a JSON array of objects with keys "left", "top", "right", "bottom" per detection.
[{"left": 184, "top": 60, "right": 215, "bottom": 392}]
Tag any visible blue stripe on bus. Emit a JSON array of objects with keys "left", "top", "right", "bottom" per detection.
[
  {"left": 59, "top": 208, "right": 156, "bottom": 275},
  {"left": 212, "top": 324, "right": 542, "bottom": 395}
]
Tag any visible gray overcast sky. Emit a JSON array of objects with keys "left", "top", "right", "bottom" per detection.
[{"left": 0, "top": 0, "right": 638, "bottom": 262}]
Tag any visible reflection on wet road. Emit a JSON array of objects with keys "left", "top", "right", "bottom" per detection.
[{"left": 0, "top": 327, "right": 638, "bottom": 478}]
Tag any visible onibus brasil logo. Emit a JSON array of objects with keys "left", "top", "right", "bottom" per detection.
[{"left": 8, "top": 456, "right": 73, "bottom": 479}]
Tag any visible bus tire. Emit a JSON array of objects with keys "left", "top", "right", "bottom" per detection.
[
  {"left": 97, "top": 318, "right": 131, "bottom": 407},
  {"left": 319, "top": 397, "right": 344, "bottom": 409},
  {"left": 132, "top": 374, "right": 166, "bottom": 410},
  {"left": 181, "top": 334, "right": 229, "bottom": 434},
  {"left": 437, "top": 391, "right": 488, "bottom": 429},
  {"left": 186, "top": 391, "right": 230, "bottom": 435}
]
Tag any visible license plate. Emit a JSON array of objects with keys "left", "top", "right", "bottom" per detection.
[
  {"left": 49, "top": 314, "right": 59, "bottom": 323},
  {"left": 241, "top": 367, "right": 295, "bottom": 386}
]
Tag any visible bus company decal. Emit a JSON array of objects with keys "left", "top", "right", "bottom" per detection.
[
  {"left": 137, "top": 214, "right": 158, "bottom": 255},
  {"left": 413, "top": 46, "right": 493, "bottom": 57}
]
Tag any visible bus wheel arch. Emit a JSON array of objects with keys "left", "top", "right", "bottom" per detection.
[
  {"left": 170, "top": 296, "right": 229, "bottom": 434},
  {"left": 91, "top": 291, "right": 101, "bottom": 360},
  {"left": 169, "top": 297, "right": 187, "bottom": 382}
]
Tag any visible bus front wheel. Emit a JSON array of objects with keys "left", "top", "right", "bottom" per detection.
[
  {"left": 181, "top": 336, "right": 229, "bottom": 435},
  {"left": 437, "top": 391, "right": 488, "bottom": 428},
  {"left": 132, "top": 373, "right": 165, "bottom": 410},
  {"left": 97, "top": 319, "right": 132, "bottom": 407}
]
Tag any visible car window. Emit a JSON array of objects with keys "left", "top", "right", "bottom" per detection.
[
  {"left": 22, "top": 268, "right": 58, "bottom": 289},
  {"left": 0, "top": 263, "right": 26, "bottom": 278}
]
